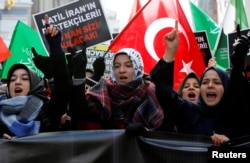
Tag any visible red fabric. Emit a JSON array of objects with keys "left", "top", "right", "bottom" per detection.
[
  {"left": 109, "top": 0, "right": 205, "bottom": 90},
  {"left": 128, "top": 0, "right": 143, "bottom": 20},
  {"left": 0, "top": 36, "right": 11, "bottom": 62},
  {"left": 45, "top": 87, "right": 51, "bottom": 97},
  {"left": 77, "top": 121, "right": 102, "bottom": 130}
]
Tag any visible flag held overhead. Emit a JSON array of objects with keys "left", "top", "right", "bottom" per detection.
[
  {"left": 0, "top": 21, "right": 49, "bottom": 79},
  {"left": 0, "top": 36, "right": 11, "bottom": 62},
  {"left": 214, "top": 0, "right": 249, "bottom": 70},
  {"left": 109, "top": 0, "right": 205, "bottom": 90}
]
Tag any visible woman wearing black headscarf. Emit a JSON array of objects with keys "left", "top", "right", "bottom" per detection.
[{"left": 150, "top": 20, "right": 231, "bottom": 146}]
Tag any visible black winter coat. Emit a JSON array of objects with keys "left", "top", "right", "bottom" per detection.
[{"left": 150, "top": 59, "right": 231, "bottom": 137}]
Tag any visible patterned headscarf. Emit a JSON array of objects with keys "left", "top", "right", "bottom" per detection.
[
  {"left": 86, "top": 48, "right": 164, "bottom": 129},
  {"left": 111, "top": 48, "right": 144, "bottom": 84}
]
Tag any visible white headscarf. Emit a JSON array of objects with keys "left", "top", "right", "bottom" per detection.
[{"left": 111, "top": 48, "right": 144, "bottom": 84}]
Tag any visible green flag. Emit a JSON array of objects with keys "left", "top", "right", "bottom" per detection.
[
  {"left": 0, "top": 20, "right": 49, "bottom": 79},
  {"left": 190, "top": 2, "right": 220, "bottom": 55},
  {"left": 214, "top": 0, "right": 249, "bottom": 70}
]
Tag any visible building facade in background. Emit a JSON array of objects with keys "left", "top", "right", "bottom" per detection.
[
  {"left": 0, "top": 0, "right": 33, "bottom": 45},
  {"left": 0, "top": 0, "right": 249, "bottom": 46},
  {"left": 0, "top": 0, "right": 77, "bottom": 45},
  {"left": 0, "top": 0, "right": 120, "bottom": 45}
]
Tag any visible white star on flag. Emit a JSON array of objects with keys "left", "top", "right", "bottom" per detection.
[{"left": 180, "top": 60, "right": 194, "bottom": 75}]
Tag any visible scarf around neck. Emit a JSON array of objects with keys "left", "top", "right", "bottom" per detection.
[
  {"left": 86, "top": 77, "right": 164, "bottom": 129},
  {"left": 0, "top": 95, "right": 44, "bottom": 137}
]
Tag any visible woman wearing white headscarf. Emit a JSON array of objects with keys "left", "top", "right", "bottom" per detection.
[{"left": 78, "top": 48, "right": 164, "bottom": 131}]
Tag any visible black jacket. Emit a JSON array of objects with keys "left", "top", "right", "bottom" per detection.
[
  {"left": 228, "top": 65, "right": 250, "bottom": 138},
  {"left": 150, "top": 59, "right": 231, "bottom": 137}
]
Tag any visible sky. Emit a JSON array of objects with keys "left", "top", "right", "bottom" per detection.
[
  {"left": 99, "top": 0, "right": 193, "bottom": 32},
  {"left": 100, "top": 0, "right": 135, "bottom": 30},
  {"left": 98, "top": 0, "right": 250, "bottom": 32}
]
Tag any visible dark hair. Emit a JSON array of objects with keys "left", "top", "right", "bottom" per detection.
[
  {"left": 86, "top": 68, "right": 94, "bottom": 74},
  {"left": 178, "top": 72, "right": 200, "bottom": 97},
  {"left": 7, "top": 64, "right": 30, "bottom": 87}
]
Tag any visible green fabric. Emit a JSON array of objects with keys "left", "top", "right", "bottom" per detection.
[
  {"left": 0, "top": 20, "right": 49, "bottom": 79},
  {"left": 214, "top": 0, "right": 249, "bottom": 70},
  {"left": 190, "top": 2, "right": 220, "bottom": 54}
]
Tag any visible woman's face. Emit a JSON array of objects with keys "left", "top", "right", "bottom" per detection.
[
  {"left": 182, "top": 78, "right": 200, "bottom": 104},
  {"left": 9, "top": 68, "right": 30, "bottom": 97},
  {"left": 200, "top": 69, "right": 224, "bottom": 107},
  {"left": 113, "top": 54, "right": 134, "bottom": 84}
]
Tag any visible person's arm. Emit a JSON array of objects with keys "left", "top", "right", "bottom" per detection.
[
  {"left": 211, "top": 133, "right": 230, "bottom": 146},
  {"left": 150, "top": 20, "right": 186, "bottom": 131},
  {"left": 43, "top": 14, "right": 71, "bottom": 130},
  {"left": 150, "top": 20, "right": 179, "bottom": 86},
  {"left": 68, "top": 42, "right": 88, "bottom": 130},
  {"left": 151, "top": 19, "right": 179, "bottom": 98},
  {"left": 228, "top": 34, "right": 250, "bottom": 138},
  {"left": 0, "top": 121, "right": 12, "bottom": 140},
  {"left": 91, "top": 57, "right": 105, "bottom": 82},
  {"left": 207, "top": 57, "right": 216, "bottom": 68},
  {"left": 162, "top": 20, "right": 179, "bottom": 63}
]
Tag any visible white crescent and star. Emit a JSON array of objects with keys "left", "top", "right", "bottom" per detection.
[
  {"left": 180, "top": 60, "right": 194, "bottom": 75},
  {"left": 144, "top": 17, "right": 194, "bottom": 74}
]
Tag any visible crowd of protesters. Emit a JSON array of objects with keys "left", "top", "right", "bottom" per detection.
[{"left": 0, "top": 14, "right": 250, "bottom": 147}]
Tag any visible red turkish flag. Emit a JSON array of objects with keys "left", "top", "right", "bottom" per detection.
[
  {"left": 109, "top": 0, "right": 205, "bottom": 90},
  {"left": 0, "top": 36, "right": 11, "bottom": 62},
  {"left": 128, "top": 0, "right": 143, "bottom": 20}
]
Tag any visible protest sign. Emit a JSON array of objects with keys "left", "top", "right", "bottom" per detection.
[
  {"left": 194, "top": 31, "right": 212, "bottom": 67},
  {"left": 86, "top": 44, "right": 113, "bottom": 76},
  {"left": 228, "top": 28, "right": 250, "bottom": 56},
  {"left": 228, "top": 28, "right": 250, "bottom": 68},
  {"left": 32, "top": 0, "right": 112, "bottom": 52}
]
